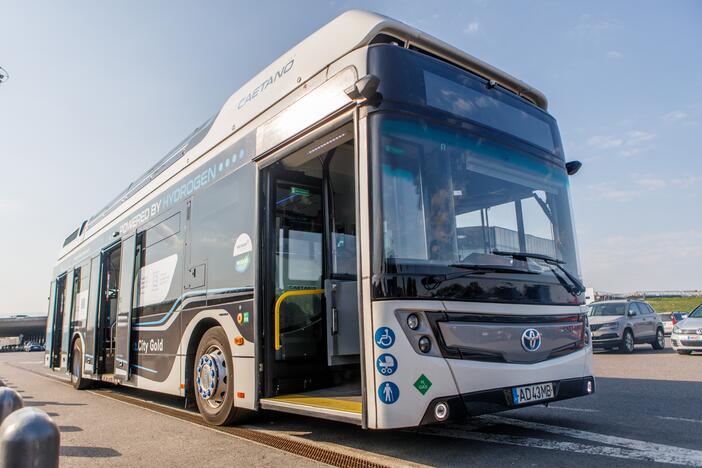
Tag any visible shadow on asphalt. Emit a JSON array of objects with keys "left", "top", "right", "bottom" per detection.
[
  {"left": 594, "top": 345, "right": 676, "bottom": 355},
  {"left": 58, "top": 425, "right": 83, "bottom": 433},
  {"left": 24, "top": 400, "right": 86, "bottom": 407},
  {"left": 60, "top": 446, "right": 121, "bottom": 458}
]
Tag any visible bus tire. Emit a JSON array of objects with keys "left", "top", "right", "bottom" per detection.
[
  {"left": 193, "top": 326, "right": 247, "bottom": 425},
  {"left": 71, "top": 341, "right": 91, "bottom": 390}
]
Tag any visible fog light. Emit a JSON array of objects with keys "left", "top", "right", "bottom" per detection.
[
  {"left": 407, "top": 313, "right": 420, "bottom": 330},
  {"left": 586, "top": 380, "right": 593, "bottom": 394},
  {"left": 418, "top": 336, "right": 431, "bottom": 353},
  {"left": 434, "top": 401, "right": 449, "bottom": 421}
]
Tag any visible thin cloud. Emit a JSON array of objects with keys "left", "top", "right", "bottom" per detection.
[
  {"left": 572, "top": 14, "right": 619, "bottom": 39},
  {"left": 636, "top": 178, "right": 667, "bottom": 190},
  {"left": 587, "top": 130, "right": 655, "bottom": 156},
  {"left": 661, "top": 109, "right": 699, "bottom": 127},
  {"left": 634, "top": 175, "right": 701, "bottom": 191},
  {"left": 606, "top": 50, "right": 623, "bottom": 60},
  {"left": 586, "top": 183, "right": 640, "bottom": 202},
  {"left": 463, "top": 21, "right": 480, "bottom": 34}
]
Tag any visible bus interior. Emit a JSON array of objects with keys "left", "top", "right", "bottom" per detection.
[{"left": 261, "top": 125, "right": 363, "bottom": 419}]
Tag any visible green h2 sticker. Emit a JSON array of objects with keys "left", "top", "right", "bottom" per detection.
[{"left": 414, "top": 374, "right": 432, "bottom": 395}]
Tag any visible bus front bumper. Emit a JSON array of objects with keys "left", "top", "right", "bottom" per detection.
[{"left": 419, "top": 376, "right": 595, "bottom": 425}]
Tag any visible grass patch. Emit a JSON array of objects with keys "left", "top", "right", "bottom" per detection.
[{"left": 644, "top": 296, "right": 702, "bottom": 313}]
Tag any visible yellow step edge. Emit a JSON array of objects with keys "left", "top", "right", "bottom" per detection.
[{"left": 268, "top": 394, "right": 362, "bottom": 414}]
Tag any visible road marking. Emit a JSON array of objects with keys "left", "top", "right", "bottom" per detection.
[
  {"left": 417, "top": 426, "right": 693, "bottom": 465},
  {"left": 547, "top": 406, "right": 599, "bottom": 413},
  {"left": 657, "top": 416, "right": 702, "bottom": 424},
  {"left": 481, "top": 414, "right": 702, "bottom": 466}
]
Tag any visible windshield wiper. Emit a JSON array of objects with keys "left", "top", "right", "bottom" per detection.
[
  {"left": 448, "top": 263, "right": 536, "bottom": 274},
  {"left": 422, "top": 263, "right": 536, "bottom": 290},
  {"left": 491, "top": 250, "right": 586, "bottom": 295}
]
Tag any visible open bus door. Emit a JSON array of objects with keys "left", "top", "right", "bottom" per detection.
[
  {"left": 48, "top": 274, "right": 67, "bottom": 369},
  {"left": 260, "top": 125, "right": 363, "bottom": 423},
  {"left": 96, "top": 242, "right": 121, "bottom": 375},
  {"left": 113, "top": 235, "right": 137, "bottom": 380}
]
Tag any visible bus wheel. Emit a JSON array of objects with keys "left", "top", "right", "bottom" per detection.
[
  {"left": 71, "top": 341, "right": 91, "bottom": 390},
  {"left": 194, "top": 327, "right": 246, "bottom": 425}
]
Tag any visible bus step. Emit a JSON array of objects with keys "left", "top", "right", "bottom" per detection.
[
  {"left": 260, "top": 394, "right": 361, "bottom": 425},
  {"left": 99, "top": 374, "right": 120, "bottom": 385}
]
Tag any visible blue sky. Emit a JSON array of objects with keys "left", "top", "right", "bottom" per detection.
[{"left": 0, "top": 1, "right": 700, "bottom": 315}]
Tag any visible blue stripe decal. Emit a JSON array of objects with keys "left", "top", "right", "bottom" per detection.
[
  {"left": 135, "top": 287, "right": 253, "bottom": 327},
  {"left": 130, "top": 363, "right": 158, "bottom": 374}
]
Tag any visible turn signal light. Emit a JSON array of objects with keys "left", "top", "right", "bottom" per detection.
[{"left": 234, "top": 336, "right": 244, "bottom": 346}]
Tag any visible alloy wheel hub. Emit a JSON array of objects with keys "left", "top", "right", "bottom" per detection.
[{"left": 196, "top": 349, "right": 227, "bottom": 404}]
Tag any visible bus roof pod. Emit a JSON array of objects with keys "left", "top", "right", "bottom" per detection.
[{"left": 210, "top": 10, "right": 547, "bottom": 147}]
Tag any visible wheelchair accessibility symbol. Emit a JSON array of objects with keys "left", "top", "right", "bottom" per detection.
[
  {"left": 377, "top": 381, "right": 400, "bottom": 404},
  {"left": 376, "top": 353, "right": 397, "bottom": 375},
  {"left": 374, "top": 327, "right": 395, "bottom": 349}
]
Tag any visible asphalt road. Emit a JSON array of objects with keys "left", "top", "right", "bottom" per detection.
[{"left": 2, "top": 340, "right": 701, "bottom": 467}]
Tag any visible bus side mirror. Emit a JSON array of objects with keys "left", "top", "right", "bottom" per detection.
[
  {"left": 345, "top": 74, "right": 380, "bottom": 102},
  {"left": 566, "top": 160, "right": 582, "bottom": 176}
]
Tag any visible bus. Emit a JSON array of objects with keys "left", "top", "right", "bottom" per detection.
[{"left": 45, "top": 10, "right": 594, "bottom": 429}]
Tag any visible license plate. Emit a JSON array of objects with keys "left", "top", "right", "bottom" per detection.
[
  {"left": 512, "top": 382, "right": 554, "bottom": 405},
  {"left": 686, "top": 336, "right": 702, "bottom": 342}
]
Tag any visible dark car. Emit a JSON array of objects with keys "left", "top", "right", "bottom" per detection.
[{"left": 23, "top": 342, "right": 44, "bottom": 352}]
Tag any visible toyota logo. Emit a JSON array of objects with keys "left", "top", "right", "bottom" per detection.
[{"left": 521, "top": 328, "right": 542, "bottom": 352}]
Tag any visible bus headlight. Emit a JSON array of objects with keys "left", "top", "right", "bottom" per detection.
[
  {"left": 407, "top": 313, "right": 420, "bottom": 330},
  {"left": 418, "top": 336, "right": 432, "bottom": 353}
]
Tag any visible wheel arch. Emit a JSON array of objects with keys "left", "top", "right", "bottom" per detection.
[{"left": 184, "top": 317, "right": 221, "bottom": 399}]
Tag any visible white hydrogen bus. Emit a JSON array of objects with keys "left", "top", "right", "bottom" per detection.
[{"left": 45, "top": 10, "right": 593, "bottom": 429}]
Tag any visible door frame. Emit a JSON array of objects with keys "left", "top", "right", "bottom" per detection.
[
  {"left": 256, "top": 113, "right": 363, "bottom": 400},
  {"left": 95, "top": 239, "right": 121, "bottom": 374},
  {"left": 49, "top": 274, "right": 67, "bottom": 368}
]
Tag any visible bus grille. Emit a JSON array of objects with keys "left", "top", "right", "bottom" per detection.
[{"left": 427, "top": 312, "right": 586, "bottom": 364}]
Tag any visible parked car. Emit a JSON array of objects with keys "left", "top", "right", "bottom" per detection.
[
  {"left": 671, "top": 304, "right": 702, "bottom": 355},
  {"left": 671, "top": 311, "right": 688, "bottom": 326},
  {"left": 23, "top": 342, "right": 44, "bottom": 352},
  {"left": 657, "top": 313, "right": 673, "bottom": 335},
  {"left": 588, "top": 300, "right": 665, "bottom": 353}
]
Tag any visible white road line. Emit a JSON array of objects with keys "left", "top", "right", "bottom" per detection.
[
  {"left": 417, "top": 427, "right": 690, "bottom": 465},
  {"left": 658, "top": 416, "right": 702, "bottom": 424},
  {"left": 481, "top": 414, "right": 702, "bottom": 466},
  {"left": 547, "top": 406, "right": 599, "bottom": 413}
]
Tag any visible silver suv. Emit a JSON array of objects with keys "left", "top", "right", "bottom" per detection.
[{"left": 588, "top": 300, "right": 665, "bottom": 353}]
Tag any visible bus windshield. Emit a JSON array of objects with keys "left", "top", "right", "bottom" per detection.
[{"left": 374, "top": 115, "right": 578, "bottom": 275}]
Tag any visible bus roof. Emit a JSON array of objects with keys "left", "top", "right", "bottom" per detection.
[{"left": 60, "top": 9, "right": 548, "bottom": 259}]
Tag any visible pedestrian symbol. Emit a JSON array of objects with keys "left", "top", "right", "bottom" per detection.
[
  {"left": 374, "top": 327, "right": 395, "bottom": 349},
  {"left": 378, "top": 381, "right": 400, "bottom": 404},
  {"left": 376, "top": 353, "right": 398, "bottom": 375}
]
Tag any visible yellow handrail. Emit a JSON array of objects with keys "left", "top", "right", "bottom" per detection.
[{"left": 274, "top": 289, "right": 325, "bottom": 350}]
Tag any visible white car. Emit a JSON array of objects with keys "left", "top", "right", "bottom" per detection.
[
  {"left": 671, "top": 305, "right": 702, "bottom": 355},
  {"left": 657, "top": 313, "right": 673, "bottom": 335}
]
